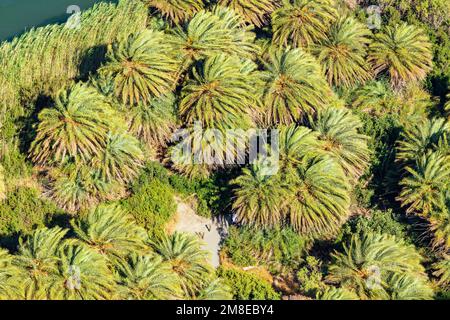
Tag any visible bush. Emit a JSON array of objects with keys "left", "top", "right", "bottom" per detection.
[
  {"left": 217, "top": 267, "right": 280, "bottom": 300},
  {"left": 336, "top": 209, "right": 410, "bottom": 245},
  {"left": 296, "top": 256, "right": 328, "bottom": 297},
  {"left": 223, "top": 226, "right": 310, "bottom": 274},
  {"left": 122, "top": 179, "right": 177, "bottom": 238},
  {"left": 0, "top": 187, "right": 61, "bottom": 249}
]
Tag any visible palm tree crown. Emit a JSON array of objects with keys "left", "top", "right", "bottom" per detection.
[
  {"left": 261, "top": 47, "right": 333, "bottom": 125},
  {"left": 272, "top": 0, "right": 337, "bottom": 48},
  {"left": 99, "top": 30, "right": 180, "bottom": 106},
  {"left": 314, "top": 15, "right": 372, "bottom": 88},
  {"left": 369, "top": 23, "right": 433, "bottom": 88}
]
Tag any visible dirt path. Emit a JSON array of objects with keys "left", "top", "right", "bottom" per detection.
[{"left": 171, "top": 197, "right": 228, "bottom": 268}]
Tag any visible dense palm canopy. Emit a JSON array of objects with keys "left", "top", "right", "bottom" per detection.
[
  {"left": 30, "top": 84, "right": 115, "bottom": 165},
  {"left": 272, "top": 0, "right": 337, "bottom": 48},
  {"left": 232, "top": 160, "right": 290, "bottom": 228},
  {"left": 0, "top": 249, "right": 21, "bottom": 299},
  {"left": 145, "top": 0, "right": 205, "bottom": 25},
  {"left": 286, "top": 156, "right": 351, "bottom": 237},
  {"left": 170, "top": 6, "right": 257, "bottom": 68},
  {"left": 99, "top": 30, "right": 180, "bottom": 106},
  {"left": 328, "top": 232, "right": 433, "bottom": 300},
  {"left": 314, "top": 16, "right": 372, "bottom": 88},
  {"left": 218, "top": 0, "right": 280, "bottom": 27},
  {"left": 0, "top": 0, "right": 448, "bottom": 302},
  {"left": 397, "top": 118, "right": 449, "bottom": 163},
  {"left": 179, "top": 54, "right": 257, "bottom": 130},
  {"left": 151, "top": 232, "right": 212, "bottom": 296},
  {"left": 92, "top": 131, "right": 144, "bottom": 184},
  {"left": 127, "top": 94, "right": 178, "bottom": 149},
  {"left": 369, "top": 23, "right": 433, "bottom": 88},
  {"left": 47, "top": 243, "right": 116, "bottom": 300},
  {"left": 397, "top": 152, "right": 450, "bottom": 216},
  {"left": 116, "top": 253, "right": 181, "bottom": 299},
  {"left": 72, "top": 205, "right": 148, "bottom": 261},
  {"left": 311, "top": 107, "right": 371, "bottom": 180},
  {"left": 261, "top": 48, "right": 333, "bottom": 125},
  {"left": 47, "top": 164, "right": 125, "bottom": 212}
]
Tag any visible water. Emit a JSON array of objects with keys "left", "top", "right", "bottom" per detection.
[{"left": 0, "top": 0, "right": 116, "bottom": 41}]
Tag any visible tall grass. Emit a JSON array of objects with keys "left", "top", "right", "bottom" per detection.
[{"left": 0, "top": 0, "right": 148, "bottom": 123}]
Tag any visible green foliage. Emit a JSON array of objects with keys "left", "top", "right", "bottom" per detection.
[
  {"left": 218, "top": 0, "right": 279, "bottom": 27},
  {"left": 0, "top": 187, "right": 62, "bottom": 248},
  {"left": 146, "top": 0, "right": 205, "bottom": 25},
  {"left": 217, "top": 267, "right": 280, "bottom": 300},
  {"left": 311, "top": 107, "right": 371, "bottom": 180},
  {"left": 179, "top": 54, "right": 257, "bottom": 130},
  {"left": 122, "top": 179, "right": 177, "bottom": 237},
  {"left": 170, "top": 6, "right": 257, "bottom": 68},
  {"left": 261, "top": 47, "right": 333, "bottom": 125},
  {"left": 398, "top": 152, "right": 450, "bottom": 216},
  {"left": 369, "top": 23, "right": 433, "bottom": 88},
  {"left": 328, "top": 232, "right": 434, "bottom": 300},
  {"left": 99, "top": 30, "right": 180, "bottom": 106},
  {"left": 223, "top": 225, "right": 310, "bottom": 273},
  {"left": 30, "top": 83, "right": 117, "bottom": 165},
  {"left": 271, "top": 0, "right": 337, "bottom": 48},
  {"left": 296, "top": 256, "right": 328, "bottom": 297},
  {"left": 151, "top": 232, "right": 213, "bottom": 297},
  {"left": 314, "top": 15, "right": 372, "bottom": 88},
  {"left": 116, "top": 253, "right": 181, "bottom": 299},
  {"left": 72, "top": 205, "right": 148, "bottom": 262}
]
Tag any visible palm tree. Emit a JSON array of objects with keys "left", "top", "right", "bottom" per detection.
[
  {"left": 13, "top": 227, "right": 68, "bottom": 299},
  {"left": 91, "top": 131, "right": 144, "bottom": 184},
  {"left": 352, "top": 80, "right": 395, "bottom": 114},
  {"left": 271, "top": 0, "right": 337, "bottom": 48},
  {"left": 232, "top": 160, "right": 290, "bottom": 228},
  {"left": 278, "top": 125, "right": 321, "bottom": 168},
  {"left": 387, "top": 273, "right": 434, "bottom": 300},
  {"left": 179, "top": 54, "right": 258, "bottom": 130},
  {"left": 311, "top": 107, "right": 371, "bottom": 180},
  {"left": 47, "top": 163, "right": 125, "bottom": 212},
  {"left": 72, "top": 205, "right": 148, "bottom": 262},
  {"left": 433, "top": 255, "right": 450, "bottom": 291},
  {"left": 314, "top": 16, "right": 372, "bottom": 88},
  {"left": 170, "top": 6, "right": 257, "bottom": 69},
  {"left": 0, "top": 164, "right": 6, "bottom": 201},
  {"left": 261, "top": 47, "right": 333, "bottom": 125},
  {"left": 398, "top": 152, "right": 450, "bottom": 216},
  {"left": 116, "top": 253, "right": 182, "bottom": 300},
  {"left": 169, "top": 125, "right": 246, "bottom": 179},
  {"left": 286, "top": 156, "right": 351, "bottom": 237},
  {"left": 99, "top": 30, "right": 180, "bottom": 106},
  {"left": 145, "top": 0, "right": 205, "bottom": 25},
  {"left": 397, "top": 118, "right": 449, "bottom": 163},
  {"left": 218, "top": 0, "right": 280, "bottom": 27},
  {"left": 428, "top": 194, "right": 450, "bottom": 252},
  {"left": 0, "top": 249, "right": 21, "bottom": 299},
  {"left": 127, "top": 94, "right": 178, "bottom": 149},
  {"left": 318, "top": 287, "right": 359, "bottom": 300},
  {"left": 47, "top": 243, "right": 116, "bottom": 300},
  {"left": 328, "top": 232, "right": 433, "bottom": 300},
  {"left": 151, "top": 232, "right": 213, "bottom": 297},
  {"left": 369, "top": 23, "right": 433, "bottom": 89},
  {"left": 195, "top": 278, "right": 232, "bottom": 300},
  {"left": 30, "top": 83, "right": 115, "bottom": 165}
]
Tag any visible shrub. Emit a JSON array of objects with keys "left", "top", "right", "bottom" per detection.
[
  {"left": 217, "top": 267, "right": 280, "bottom": 300},
  {"left": 122, "top": 179, "right": 177, "bottom": 238},
  {"left": 0, "top": 187, "right": 61, "bottom": 249},
  {"left": 223, "top": 226, "right": 310, "bottom": 274}
]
